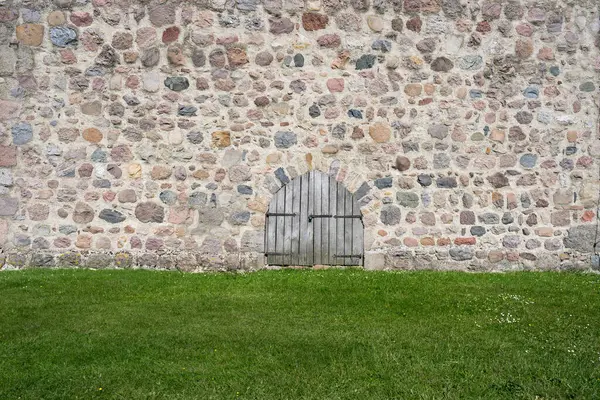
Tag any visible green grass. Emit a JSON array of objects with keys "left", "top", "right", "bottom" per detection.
[{"left": 0, "top": 269, "right": 599, "bottom": 399}]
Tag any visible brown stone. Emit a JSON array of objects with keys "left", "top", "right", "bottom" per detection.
[
  {"left": 227, "top": 47, "right": 249, "bottom": 67},
  {"left": 73, "top": 202, "right": 95, "bottom": 224},
  {"left": 404, "top": 84, "right": 422, "bottom": 97},
  {"left": 317, "top": 34, "right": 341, "bottom": 48},
  {"left": 212, "top": 131, "right": 231, "bottom": 148},
  {"left": 112, "top": 32, "right": 133, "bottom": 50},
  {"left": 47, "top": 11, "right": 65, "bottom": 26},
  {"left": 269, "top": 17, "right": 294, "bottom": 34},
  {"left": 167, "top": 44, "right": 185, "bottom": 65},
  {"left": 16, "top": 24, "right": 44, "bottom": 46},
  {"left": 151, "top": 165, "right": 172, "bottom": 180},
  {"left": 369, "top": 122, "right": 391, "bottom": 143},
  {"left": 82, "top": 128, "right": 103, "bottom": 143},
  {"left": 515, "top": 39, "right": 533, "bottom": 58},
  {"left": 302, "top": 13, "right": 329, "bottom": 31},
  {"left": 395, "top": 156, "right": 410, "bottom": 171},
  {"left": 135, "top": 202, "right": 165, "bottom": 223},
  {"left": 406, "top": 16, "right": 422, "bottom": 32},
  {"left": 118, "top": 189, "right": 137, "bottom": 203}
]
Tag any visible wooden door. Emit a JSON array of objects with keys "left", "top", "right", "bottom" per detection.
[{"left": 264, "top": 170, "right": 364, "bottom": 266}]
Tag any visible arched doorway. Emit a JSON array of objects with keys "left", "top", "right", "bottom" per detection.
[{"left": 264, "top": 170, "right": 364, "bottom": 267}]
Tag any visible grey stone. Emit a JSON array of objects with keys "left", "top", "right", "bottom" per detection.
[
  {"left": 523, "top": 86, "right": 539, "bottom": 99},
  {"left": 430, "top": 57, "right": 454, "bottom": 72},
  {"left": 479, "top": 213, "right": 499, "bottom": 224},
  {"left": 197, "top": 207, "right": 225, "bottom": 227},
  {"left": 502, "top": 235, "right": 521, "bottom": 248},
  {"left": 442, "top": 0, "right": 464, "bottom": 18},
  {"left": 49, "top": 26, "right": 77, "bottom": 47},
  {"left": 372, "top": 40, "right": 392, "bottom": 52},
  {"left": 470, "top": 226, "right": 486, "bottom": 236},
  {"left": 433, "top": 153, "right": 451, "bottom": 169},
  {"left": 397, "top": 192, "right": 419, "bottom": 208},
  {"left": 380, "top": 205, "right": 401, "bottom": 225},
  {"left": 165, "top": 77, "right": 189, "bottom": 91},
  {"left": 0, "top": 168, "right": 12, "bottom": 187},
  {"left": 188, "top": 192, "right": 208, "bottom": 208},
  {"left": 237, "top": 185, "right": 253, "bottom": 195},
  {"left": 515, "top": 111, "right": 533, "bottom": 124},
  {"left": 293, "top": 54, "right": 304, "bottom": 67},
  {"left": 187, "top": 131, "right": 203, "bottom": 144},
  {"left": 354, "top": 182, "right": 371, "bottom": 200},
  {"left": 91, "top": 149, "right": 107, "bottom": 163},
  {"left": 0, "top": 197, "right": 18, "bottom": 216},
  {"left": 458, "top": 55, "right": 483, "bottom": 70},
  {"left": 331, "top": 124, "right": 347, "bottom": 139},
  {"left": 436, "top": 177, "right": 457, "bottom": 188},
  {"left": 99, "top": 209, "right": 126, "bottom": 223},
  {"left": 449, "top": 247, "right": 472, "bottom": 261},
  {"left": 274, "top": 167, "right": 289, "bottom": 184},
  {"left": 417, "top": 174, "right": 432, "bottom": 187},
  {"left": 229, "top": 211, "right": 251, "bottom": 225},
  {"left": 428, "top": 124, "right": 448, "bottom": 139},
  {"left": 520, "top": 154, "right": 537, "bottom": 168},
  {"left": 274, "top": 131, "right": 297, "bottom": 148},
  {"left": 564, "top": 225, "right": 598, "bottom": 253},
  {"left": 96, "top": 45, "right": 119, "bottom": 67},
  {"left": 348, "top": 109, "right": 363, "bottom": 119},
  {"left": 30, "top": 254, "right": 54, "bottom": 267},
  {"left": 159, "top": 190, "right": 178, "bottom": 205},
  {"left": 579, "top": 82, "right": 595, "bottom": 92},
  {"left": 356, "top": 54, "right": 376, "bottom": 70},
  {"left": 141, "top": 47, "right": 160, "bottom": 67},
  {"left": 269, "top": 17, "right": 294, "bottom": 34},
  {"left": 487, "top": 172, "right": 509, "bottom": 188},
  {"left": 374, "top": 177, "right": 392, "bottom": 189},
  {"left": 178, "top": 105, "right": 197, "bottom": 116},
  {"left": 11, "top": 122, "right": 33, "bottom": 145},
  {"left": 502, "top": 212, "right": 514, "bottom": 224},
  {"left": 192, "top": 47, "right": 206, "bottom": 67}
]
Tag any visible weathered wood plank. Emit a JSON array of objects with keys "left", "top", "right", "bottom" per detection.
[
  {"left": 313, "top": 171, "right": 322, "bottom": 265},
  {"left": 336, "top": 180, "right": 344, "bottom": 266},
  {"left": 298, "top": 172, "right": 309, "bottom": 265},
  {"left": 266, "top": 191, "right": 277, "bottom": 265},
  {"left": 290, "top": 175, "right": 300, "bottom": 266},
  {"left": 306, "top": 170, "right": 314, "bottom": 265},
  {"left": 321, "top": 172, "right": 329, "bottom": 265},
  {"left": 274, "top": 186, "right": 285, "bottom": 266},
  {"left": 344, "top": 188, "right": 353, "bottom": 266},
  {"left": 351, "top": 195, "right": 363, "bottom": 266},
  {"left": 328, "top": 175, "right": 337, "bottom": 266},
  {"left": 283, "top": 179, "right": 293, "bottom": 265}
]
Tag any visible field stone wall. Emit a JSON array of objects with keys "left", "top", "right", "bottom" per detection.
[{"left": 0, "top": 0, "right": 599, "bottom": 271}]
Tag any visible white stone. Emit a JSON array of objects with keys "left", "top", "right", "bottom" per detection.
[{"left": 143, "top": 72, "right": 160, "bottom": 93}]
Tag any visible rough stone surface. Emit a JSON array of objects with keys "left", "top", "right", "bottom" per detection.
[{"left": 0, "top": 1, "right": 596, "bottom": 272}]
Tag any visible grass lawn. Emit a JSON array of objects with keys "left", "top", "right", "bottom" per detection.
[{"left": 0, "top": 269, "right": 599, "bottom": 399}]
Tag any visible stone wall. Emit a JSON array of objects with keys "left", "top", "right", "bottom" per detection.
[{"left": 0, "top": 0, "right": 599, "bottom": 271}]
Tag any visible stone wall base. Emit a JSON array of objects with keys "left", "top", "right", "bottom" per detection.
[{"left": 1, "top": 250, "right": 597, "bottom": 272}]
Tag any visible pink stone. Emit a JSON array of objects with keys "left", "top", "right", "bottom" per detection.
[
  {"left": 516, "top": 22, "right": 533, "bottom": 36},
  {"left": 168, "top": 206, "right": 190, "bottom": 224},
  {"left": 136, "top": 27, "right": 157, "bottom": 48},
  {"left": 92, "top": 78, "right": 105, "bottom": 91},
  {"left": 126, "top": 75, "right": 140, "bottom": 89},
  {"left": 60, "top": 49, "right": 77, "bottom": 64},
  {"left": 537, "top": 47, "right": 554, "bottom": 60},
  {"left": 216, "top": 35, "right": 239, "bottom": 45},
  {"left": 0, "top": 100, "right": 21, "bottom": 121},
  {"left": 317, "top": 34, "right": 341, "bottom": 48},
  {"left": 103, "top": 191, "right": 116, "bottom": 202},
  {"left": 403, "top": 237, "right": 418, "bottom": 247},
  {"left": 70, "top": 11, "right": 93, "bottom": 27},
  {"left": 576, "top": 156, "right": 593, "bottom": 168},
  {"left": 0, "top": 145, "right": 17, "bottom": 167},
  {"left": 326, "top": 78, "right": 344, "bottom": 93},
  {"left": 162, "top": 26, "right": 180, "bottom": 43}
]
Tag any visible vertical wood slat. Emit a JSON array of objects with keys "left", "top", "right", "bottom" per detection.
[
  {"left": 274, "top": 186, "right": 284, "bottom": 266},
  {"left": 352, "top": 195, "right": 363, "bottom": 266},
  {"left": 299, "top": 173, "right": 309, "bottom": 265},
  {"left": 290, "top": 175, "right": 300, "bottom": 266},
  {"left": 313, "top": 171, "right": 322, "bottom": 265},
  {"left": 321, "top": 173, "right": 330, "bottom": 265},
  {"left": 328, "top": 175, "right": 337, "bottom": 266},
  {"left": 306, "top": 171, "right": 314, "bottom": 265},
  {"left": 284, "top": 179, "right": 294, "bottom": 265},
  {"left": 336, "top": 180, "right": 344, "bottom": 265},
  {"left": 344, "top": 189, "right": 353, "bottom": 266}
]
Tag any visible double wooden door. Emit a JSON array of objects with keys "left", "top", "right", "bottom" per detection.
[{"left": 264, "top": 170, "right": 364, "bottom": 266}]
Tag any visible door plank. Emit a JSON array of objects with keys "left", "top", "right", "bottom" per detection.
[
  {"left": 344, "top": 188, "right": 353, "bottom": 266},
  {"left": 328, "top": 175, "right": 337, "bottom": 266},
  {"left": 321, "top": 173, "right": 330, "bottom": 265},
  {"left": 351, "top": 195, "right": 363, "bottom": 266},
  {"left": 313, "top": 171, "right": 322, "bottom": 265},
  {"left": 290, "top": 175, "right": 301, "bottom": 266}
]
